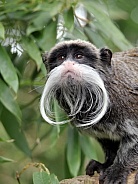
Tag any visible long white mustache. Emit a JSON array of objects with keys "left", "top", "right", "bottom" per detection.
[{"left": 40, "top": 63, "right": 109, "bottom": 127}]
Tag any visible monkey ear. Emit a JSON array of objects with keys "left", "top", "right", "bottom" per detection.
[
  {"left": 100, "top": 48, "right": 112, "bottom": 65},
  {"left": 41, "top": 51, "right": 48, "bottom": 65}
]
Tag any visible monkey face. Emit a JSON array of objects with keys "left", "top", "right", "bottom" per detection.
[{"left": 40, "top": 40, "right": 111, "bottom": 127}]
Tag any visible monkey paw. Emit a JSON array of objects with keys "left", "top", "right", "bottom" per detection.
[
  {"left": 99, "top": 165, "right": 129, "bottom": 184},
  {"left": 86, "top": 160, "right": 105, "bottom": 176}
]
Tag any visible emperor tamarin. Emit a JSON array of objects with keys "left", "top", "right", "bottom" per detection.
[{"left": 40, "top": 40, "right": 138, "bottom": 184}]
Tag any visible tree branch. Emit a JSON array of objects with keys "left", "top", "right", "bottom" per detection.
[{"left": 60, "top": 171, "right": 137, "bottom": 184}]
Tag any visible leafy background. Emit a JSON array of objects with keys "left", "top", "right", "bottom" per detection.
[{"left": 0, "top": 0, "right": 138, "bottom": 183}]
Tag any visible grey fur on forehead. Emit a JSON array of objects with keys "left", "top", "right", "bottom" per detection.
[{"left": 49, "top": 39, "right": 99, "bottom": 54}]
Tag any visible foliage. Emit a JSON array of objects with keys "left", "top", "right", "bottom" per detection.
[
  {"left": 0, "top": 0, "right": 138, "bottom": 183},
  {"left": 16, "top": 163, "right": 60, "bottom": 184}
]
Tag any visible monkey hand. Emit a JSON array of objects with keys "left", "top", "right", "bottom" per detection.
[
  {"left": 99, "top": 164, "right": 129, "bottom": 184},
  {"left": 86, "top": 160, "right": 107, "bottom": 176}
]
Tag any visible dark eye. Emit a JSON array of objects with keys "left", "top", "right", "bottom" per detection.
[
  {"left": 74, "top": 54, "right": 84, "bottom": 59},
  {"left": 57, "top": 55, "right": 66, "bottom": 61}
]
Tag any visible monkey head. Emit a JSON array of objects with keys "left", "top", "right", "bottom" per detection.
[{"left": 40, "top": 40, "right": 112, "bottom": 127}]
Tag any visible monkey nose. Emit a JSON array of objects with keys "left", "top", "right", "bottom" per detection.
[
  {"left": 62, "top": 61, "right": 80, "bottom": 79},
  {"left": 62, "top": 61, "right": 76, "bottom": 76},
  {"left": 63, "top": 61, "right": 75, "bottom": 67}
]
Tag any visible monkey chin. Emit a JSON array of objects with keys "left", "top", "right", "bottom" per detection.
[{"left": 40, "top": 63, "right": 109, "bottom": 127}]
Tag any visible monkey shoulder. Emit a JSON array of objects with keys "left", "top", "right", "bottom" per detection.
[
  {"left": 112, "top": 48, "right": 138, "bottom": 92},
  {"left": 109, "top": 49, "right": 138, "bottom": 114}
]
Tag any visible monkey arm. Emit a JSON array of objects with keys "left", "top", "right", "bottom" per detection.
[
  {"left": 86, "top": 139, "right": 119, "bottom": 176},
  {"left": 99, "top": 135, "right": 138, "bottom": 184}
]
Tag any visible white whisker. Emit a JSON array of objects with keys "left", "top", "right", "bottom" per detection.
[{"left": 40, "top": 63, "right": 109, "bottom": 127}]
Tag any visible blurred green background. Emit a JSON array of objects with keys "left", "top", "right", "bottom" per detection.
[{"left": 0, "top": 0, "right": 138, "bottom": 183}]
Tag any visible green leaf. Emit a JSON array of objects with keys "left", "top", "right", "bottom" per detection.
[
  {"left": 41, "top": 63, "right": 47, "bottom": 76},
  {"left": 33, "top": 171, "right": 50, "bottom": 184},
  {"left": 49, "top": 126, "right": 60, "bottom": 148},
  {"left": 14, "top": 52, "right": 29, "bottom": 76},
  {"left": 66, "top": 127, "right": 81, "bottom": 176},
  {"left": 33, "top": 172, "right": 60, "bottom": 184},
  {"left": 0, "top": 80, "right": 21, "bottom": 121},
  {"left": 63, "top": 7, "right": 74, "bottom": 31},
  {"left": 64, "top": 147, "right": 73, "bottom": 178},
  {"left": 36, "top": 20, "right": 57, "bottom": 51},
  {"left": 21, "top": 36, "right": 42, "bottom": 70},
  {"left": 0, "top": 156, "right": 14, "bottom": 163},
  {"left": 82, "top": 0, "right": 133, "bottom": 50},
  {"left": 0, "top": 101, "right": 3, "bottom": 117},
  {"left": 0, "top": 22, "right": 5, "bottom": 39},
  {"left": 73, "top": 27, "right": 88, "bottom": 40},
  {"left": 53, "top": 99, "right": 67, "bottom": 122},
  {"left": 50, "top": 174, "right": 60, "bottom": 184},
  {"left": 80, "top": 135, "right": 98, "bottom": 160},
  {"left": 80, "top": 135, "right": 105, "bottom": 163},
  {"left": 1, "top": 107, "right": 31, "bottom": 157},
  {"left": 0, "top": 45, "right": 19, "bottom": 93},
  {"left": 84, "top": 26, "right": 106, "bottom": 48},
  {"left": 26, "top": 1, "right": 63, "bottom": 35},
  {"left": 26, "top": 12, "right": 51, "bottom": 35}
]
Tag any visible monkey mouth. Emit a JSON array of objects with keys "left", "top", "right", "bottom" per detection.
[
  {"left": 64, "top": 70, "right": 74, "bottom": 75},
  {"left": 62, "top": 69, "right": 81, "bottom": 81},
  {"left": 63, "top": 70, "right": 75, "bottom": 77}
]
